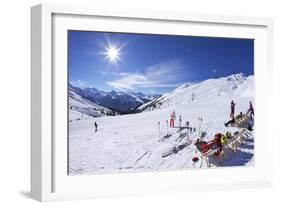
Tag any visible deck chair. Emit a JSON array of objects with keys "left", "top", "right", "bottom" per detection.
[
  {"left": 231, "top": 115, "right": 250, "bottom": 128},
  {"left": 199, "top": 129, "right": 247, "bottom": 167},
  {"left": 224, "top": 129, "right": 247, "bottom": 151}
]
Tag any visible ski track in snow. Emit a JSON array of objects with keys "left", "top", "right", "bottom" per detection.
[{"left": 68, "top": 74, "right": 255, "bottom": 175}]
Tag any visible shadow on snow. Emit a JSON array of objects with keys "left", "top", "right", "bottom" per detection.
[{"left": 208, "top": 135, "right": 254, "bottom": 167}]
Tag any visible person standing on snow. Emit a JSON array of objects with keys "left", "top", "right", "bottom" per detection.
[
  {"left": 170, "top": 111, "right": 176, "bottom": 127},
  {"left": 179, "top": 115, "right": 182, "bottom": 127},
  {"left": 247, "top": 101, "right": 254, "bottom": 119},
  {"left": 191, "top": 93, "right": 195, "bottom": 101},
  {"left": 230, "top": 100, "right": 236, "bottom": 119},
  {"left": 185, "top": 121, "right": 190, "bottom": 128},
  {"left": 94, "top": 122, "right": 98, "bottom": 132},
  {"left": 157, "top": 121, "right": 161, "bottom": 138}
]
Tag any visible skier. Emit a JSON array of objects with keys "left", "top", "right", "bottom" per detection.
[
  {"left": 94, "top": 122, "right": 98, "bottom": 132},
  {"left": 170, "top": 111, "right": 176, "bottom": 127},
  {"left": 157, "top": 121, "right": 161, "bottom": 138},
  {"left": 230, "top": 100, "right": 236, "bottom": 119},
  {"left": 194, "top": 138, "right": 216, "bottom": 154},
  {"left": 195, "top": 132, "right": 227, "bottom": 156},
  {"left": 220, "top": 131, "right": 231, "bottom": 146},
  {"left": 185, "top": 121, "right": 190, "bottom": 128},
  {"left": 179, "top": 115, "right": 182, "bottom": 127},
  {"left": 191, "top": 93, "right": 195, "bottom": 101},
  {"left": 212, "top": 133, "right": 224, "bottom": 156},
  {"left": 246, "top": 101, "right": 254, "bottom": 119}
]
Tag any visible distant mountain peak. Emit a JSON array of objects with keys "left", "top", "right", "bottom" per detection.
[
  {"left": 223, "top": 73, "right": 246, "bottom": 81},
  {"left": 69, "top": 83, "right": 161, "bottom": 113}
]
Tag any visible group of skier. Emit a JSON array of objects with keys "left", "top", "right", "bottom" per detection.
[
  {"left": 169, "top": 99, "right": 254, "bottom": 131},
  {"left": 195, "top": 100, "right": 254, "bottom": 158},
  {"left": 165, "top": 99, "right": 254, "bottom": 161},
  {"left": 94, "top": 100, "right": 254, "bottom": 152},
  {"left": 230, "top": 100, "right": 254, "bottom": 120}
]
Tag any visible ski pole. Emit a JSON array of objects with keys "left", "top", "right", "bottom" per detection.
[
  {"left": 166, "top": 120, "right": 168, "bottom": 136},
  {"left": 158, "top": 121, "right": 160, "bottom": 139}
]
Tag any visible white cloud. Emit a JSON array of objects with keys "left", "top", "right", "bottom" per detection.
[
  {"left": 106, "top": 59, "right": 187, "bottom": 90},
  {"left": 145, "top": 59, "right": 183, "bottom": 82},
  {"left": 137, "top": 83, "right": 183, "bottom": 88},
  {"left": 100, "top": 70, "right": 130, "bottom": 77},
  {"left": 70, "top": 80, "right": 90, "bottom": 88},
  {"left": 107, "top": 74, "right": 153, "bottom": 90}
]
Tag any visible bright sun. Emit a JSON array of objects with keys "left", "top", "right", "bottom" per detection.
[
  {"left": 106, "top": 46, "right": 120, "bottom": 63},
  {"left": 100, "top": 39, "right": 124, "bottom": 64},
  {"left": 101, "top": 42, "right": 122, "bottom": 64}
]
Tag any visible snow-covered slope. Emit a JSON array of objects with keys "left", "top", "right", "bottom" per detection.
[
  {"left": 138, "top": 73, "right": 253, "bottom": 112},
  {"left": 69, "top": 86, "right": 119, "bottom": 122},
  {"left": 69, "top": 74, "right": 255, "bottom": 175}
]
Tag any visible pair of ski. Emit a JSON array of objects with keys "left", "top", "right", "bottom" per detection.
[
  {"left": 158, "top": 134, "right": 172, "bottom": 142},
  {"left": 175, "top": 133, "right": 188, "bottom": 142},
  {"left": 158, "top": 132, "right": 187, "bottom": 143},
  {"left": 162, "top": 139, "right": 192, "bottom": 158}
]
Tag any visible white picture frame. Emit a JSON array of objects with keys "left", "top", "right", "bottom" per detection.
[{"left": 31, "top": 3, "right": 274, "bottom": 202}]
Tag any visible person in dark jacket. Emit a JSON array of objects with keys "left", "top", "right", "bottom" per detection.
[
  {"left": 247, "top": 101, "right": 254, "bottom": 119},
  {"left": 94, "top": 122, "right": 98, "bottom": 132},
  {"left": 230, "top": 100, "right": 236, "bottom": 119}
]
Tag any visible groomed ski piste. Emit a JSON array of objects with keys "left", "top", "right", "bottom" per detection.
[{"left": 68, "top": 73, "right": 255, "bottom": 175}]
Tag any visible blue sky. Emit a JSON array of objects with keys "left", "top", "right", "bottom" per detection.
[{"left": 68, "top": 31, "right": 254, "bottom": 94}]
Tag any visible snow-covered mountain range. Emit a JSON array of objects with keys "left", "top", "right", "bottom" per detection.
[
  {"left": 69, "top": 84, "right": 161, "bottom": 114},
  {"left": 69, "top": 86, "right": 119, "bottom": 121},
  {"left": 69, "top": 73, "right": 255, "bottom": 175}
]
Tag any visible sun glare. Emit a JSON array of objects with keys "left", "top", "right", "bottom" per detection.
[
  {"left": 101, "top": 42, "right": 122, "bottom": 64},
  {"left": 106, "top": 46, "right": 120, "bottom": 63}
]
